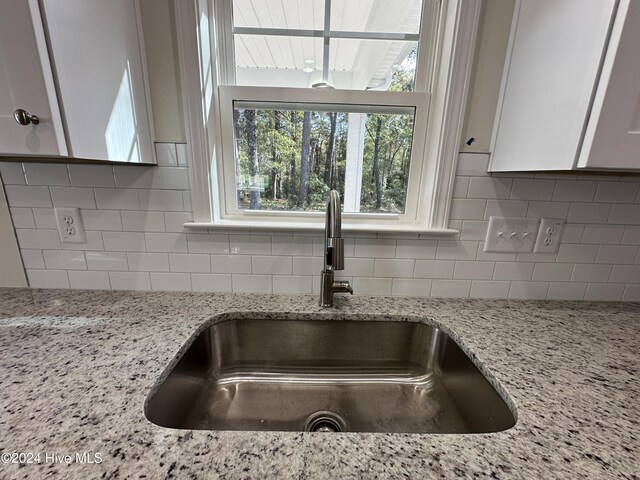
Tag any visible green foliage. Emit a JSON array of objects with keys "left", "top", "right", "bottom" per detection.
[{"left": 233, "top": 67, "right": 415, "bottom": 213}]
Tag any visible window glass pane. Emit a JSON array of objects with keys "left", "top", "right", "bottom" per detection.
[
  {"left": 234, "top": 35, "right": 323, "bottom": 88},
  {"left": 330, "top": 0, "right": 423, "bottom": 34},
  {"left": 232, "top": 0, "right": 324, "bottom": 30},
  {"left": 232, "top": 102, "right": 415, "bottom": 214},
  {"left": 329, "top": 40, "right": 417, "bottom": 91}
]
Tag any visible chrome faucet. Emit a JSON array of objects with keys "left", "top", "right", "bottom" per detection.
[{"left": 319, "top": 190, "right": 353, "bottom": 307}]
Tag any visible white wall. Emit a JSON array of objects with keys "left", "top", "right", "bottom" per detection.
[{"left": 1, "top": 148, "right": 639, "bottom": 300}]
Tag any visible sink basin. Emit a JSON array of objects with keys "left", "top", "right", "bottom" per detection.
[{"left": 145, "top": 317, "right": 516, "bottom": 433}]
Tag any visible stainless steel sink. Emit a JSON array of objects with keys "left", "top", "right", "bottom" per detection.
[{"left": 145, "top": 318, "right": 516, "bottom": 433}]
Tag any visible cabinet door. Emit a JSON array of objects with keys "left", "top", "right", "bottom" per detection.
[
  {"left": 578, "top": 1, "right": 640, "bottom": 170},
  {"left": 489, "top": 0, "right": 616, "bottom": 172},
  {"left": 0, "top": 0, "right": 67, "bottom": 156},
  {"left": 42, "top": 0, "right": 154, "bottom": 163}
]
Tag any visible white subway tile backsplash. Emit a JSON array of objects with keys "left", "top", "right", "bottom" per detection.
[
  {"left": 127, "top": 252, "right": 169, "bottom": 272},
  {"left": 5, "top": 185, "right": 52, "bottom": 207},
  {"left": 469, "top": 280, "right": 510, "bottom": 299},
  {"left": 103, "top": 232, "right": 146, "bottom": 252},
  {"left": 595, "top": 245, "right": 639, "bottom": 264},
  {"left": 508, "top": 281, "right": 549, "bottom": 299},
  {"left": 85, "top": 252, "right": 128, "bottom": 271},
  {"left": 567, "top": 203, "right": 611, "bottom": 224},
  {"left": 571, "top": 264, "right": 612, "bottom": 283},
  {"left": 191, "top": 274, "right": 232, "bottom": 292},
  {"left": 0, "top": 163, "right": 25, "bottom": 184},
  {"left": 187, "top": 233, "right": 229, "bottom": 254},
  {"left": 395, "top": 240, "right": 437, "bottom": 259},
  {"left": 467, "top": 177, "right": 512, "bottom": 199},
  {"left": 272, "top": 236, "right": 313, "bottom": 256},
  {"left": 273, "top": 275, "right": 313, "bottom": 294},
  {"left": 547, "top": 282, "right": 586, "bottom": 300},
  {"left": 373, "top": 259, "right": 415, "bottom": 278},
  {"left": 43, "top": 250, "right": 86, "bottom": 270},
  {"left": 608, "top": 204, "right": 640, "bottom": 225},
  {"left": 584, "top": 283, "right": 625, "bottom": 301},
  {"left": 436, "top": 241, "right": 477, "bottom": 260},
  {"left": 27, "top": 269, "right": 68, "bottom": 288},
  {"left": 232, "top": 274, "right": 272, "bottom": 293},
  {"left": 532, "top": 263, "right": 573, "bottom": 281},
  {"left": 68, "top": 165, "right": 115, "bottom": 188},
  {"left": 414, "top": 260, "right": 455, "bottom": 279},
  {"left": 16, "top": 229, "right": 61, "bottom": 250},
  {"left": 211, "top": 255, "right": 252, "bottom": 274},
  {"left": 81, "top": 210, "right": 122, "bottom": 231},
  {"left": 449, "top": 198, "right": 486, "bottom": 220},
  {"left": 109, "top": 272, "right": 151, "bottom": 291},
  {"left": 139, "top": 189, "right": 184, "bottom": 211},
  {"left": 230, "top": 235, "right": 271, "bottom": 255},
  {"left": 453, "top": 261, "right": 494, "bottom": 280},
  {"left": 51, "top": 187, "right": 95, "bottom": 208},
  {"left": 252, "top": 256, "right": 292, "bottom": 274},
  {"left": 21, "top": 250, "right": 45, "bottom": 269},
  {"left": 10, "top": 207, "right": 35, "bottom": 228},
  {"left": 95, "top": 188, "right": 140, "bottom": 210},
  {"left": 24, "top": 163, "right": 69, "bottom": 186},
  {"left": 354, "top": 238, "right": 396, "bottom": 258},
  {"left": 510, "top": 179, "right": 555, "bottom": 201},
  {"left": 391, "top": 278, "right": 431, "bottom": 297},
  {"left": 581, "top": 225, "right": 625, "bottom": 245},
  {"left": 144, "top": 233, "right": 188, "bottom": 253},
  {"left": 353, "top": 277, "right": 393, "bottom": 296},
  {"left": 150, "top": 272, "right": 191, "bottom": 291},
  {"left": 121, "top": 211, "right": 165, "bottom": 232},
  {"left": 594, "top": 181, "right": 638, "bottom": 203},
  {"left": 609, "top": 265, "right": 640, "bottom": 284},
  {"left": 169, "top": 253, "right": 211, "bottom": 273},
  {"left": 555, "top": 244, "right": 599, "bottom": 263},
  {"left": 431, "top": 280, "right": 471, "bottom": 298},
  {"left": 552, "top": 180, "right": 596, "bottom": 202},
  {"left": 5, "top": 149, "right": 640, "bottom": 301},
  {"left": 68, "top": 271, "right": 110, "bottom": 289},
  {"left": 176, "top": 143, "right": 189, "bottom": 167}
]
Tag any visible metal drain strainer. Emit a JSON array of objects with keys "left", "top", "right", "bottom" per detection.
[{"left": 304, "top": 411, "right": 347, "bottom": 432}]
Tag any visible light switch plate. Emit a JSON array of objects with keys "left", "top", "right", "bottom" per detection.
[
  {"left": 484, "top": 216, "right": 538, "bottom": 253},
  {"left": 54, "top": 207, "right": 86, "bottom": 243},
  {"left": 533, "top": 218, "right": 564, "bottom": 253}
]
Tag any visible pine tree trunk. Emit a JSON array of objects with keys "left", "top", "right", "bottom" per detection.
[
  {"left": 244, "top": 109, "right": 260, "bottom": 210},
  {"left": 373, "top": 116, "right": 383, "bottom": 210},
  {"left": 325, "top": 112, "right": 337, "bottom": 188},
  {"left": 299, "top": 111, "right": 312, "bottom": 207},
  {"left": 233, "top": 109, "right": 242, "bottom": 205}
]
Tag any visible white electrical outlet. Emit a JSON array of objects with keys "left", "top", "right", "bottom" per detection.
[
  {"left": 533, "top": 218, "right": 564, "bottom": 253},
  {"left": 484, "top": 216, "right": 538, "bottom": 253},
  {"left": 54, "top": 207, "right": 86, "bottom": 243}
]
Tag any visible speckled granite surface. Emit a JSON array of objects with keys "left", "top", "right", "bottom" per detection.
[{"left": 0, "top": 288, "right": 637, "bottom": 479}]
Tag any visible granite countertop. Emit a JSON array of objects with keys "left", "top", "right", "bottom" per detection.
[{"left": 0, "top": 288, "right": 637, "bottom": 479}]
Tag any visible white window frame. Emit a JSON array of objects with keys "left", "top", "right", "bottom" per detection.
[{"left": 175, "top": 0, "right": 481, "bottom": 233}]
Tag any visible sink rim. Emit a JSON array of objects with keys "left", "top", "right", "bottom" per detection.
[{"left": 144, "top": 311, "right": 519, "bottom": 432}]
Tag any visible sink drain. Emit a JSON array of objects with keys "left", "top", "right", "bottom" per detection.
[{"left": 304, "top": 411, "right": 347, "bottom": 432}]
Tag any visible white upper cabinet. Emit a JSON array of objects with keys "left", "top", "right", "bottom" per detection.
[
  {"left": 577, "top": 1, "right": 640, "bottom": 170},
  {"left": 0, "top": 0, "right": 155, "bottom": 163},
  {"left": 490, "top": 0, "right": 640, "bottom": 172},
  {"left": 0, "top": 0, "right": 67, "bottom": 156}
]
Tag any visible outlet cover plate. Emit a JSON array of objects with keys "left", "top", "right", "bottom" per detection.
[
  {"left": 484, "top": 216, "right": 538, "bottom": 253},
  {"left": 54, "top": 207, "right": 86, "bottom": 243},
  {"left": 533, "top": 218, "right": 565, "bottom": 253}
]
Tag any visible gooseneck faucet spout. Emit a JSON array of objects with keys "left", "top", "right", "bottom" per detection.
[{"left": 320, "top": 190, "right": 353, "bottom": 307}]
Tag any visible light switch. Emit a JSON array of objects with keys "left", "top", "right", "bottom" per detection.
[{"left": 484, "top": 216, "right": 538, "bottom": 253}]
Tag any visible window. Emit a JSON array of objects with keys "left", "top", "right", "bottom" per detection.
[{"left": 178, "top": 0, "right": 481, "bottom": 232}]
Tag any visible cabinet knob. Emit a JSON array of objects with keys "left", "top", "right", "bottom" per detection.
[{"left": 13, "top": 109, "right": 40, "bottom": 126}]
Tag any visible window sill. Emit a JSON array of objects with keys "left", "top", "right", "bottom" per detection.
[{"left": 184, "top": 220, "right": 459, "bottom": 235}]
